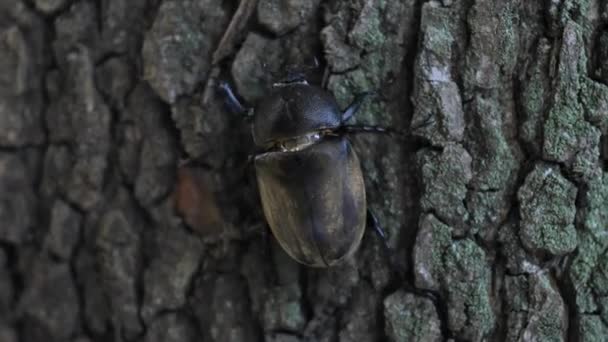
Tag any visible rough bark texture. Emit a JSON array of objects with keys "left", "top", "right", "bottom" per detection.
[{"left": 0, "top": 0, "right": 607, "bottom": 341}]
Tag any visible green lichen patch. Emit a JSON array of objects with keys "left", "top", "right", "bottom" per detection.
[
  {"left": 504, "top": 276, "right": 530, "bottom": 312},
  {"left": 543, "top": 101, "right": 601, "bottom": 182},
  {"left": 579, "top": 315, "right": 608, "bottom": 342},
  {"left": 504, "top": 274, "right": 568, "bottom": 342},
  {"left": 568, "top": 172, "right": 608, "bottom": 331},
  {"left": 413, "top": 214, "right": 453, "bottom": 291},
  {"left": 142, "top": 0, "right": 227, "bottom": 103},
  {"left": 322, "top": 0, "right": 393, "bottom": 73},
  {"left": 590, "top": 250, "right": 608, "bottom": 297},
  {"left": 326, "top": 42, "right": 403, "bottom": 124},
  {"left": 443, "top": 239, "right": 495, "bottom": 341},
  {"left": 327, "top": 67, "right": 382, "bottom": 122},
  {"left": 323, "top": 0, "right": 407, "bottom": 122},
  {"left": 418, "top": 3, "right": 455, "bottom": 65},
  {"left": 519, "top": 39, "right": 552, "bottom": 155},
  {"left": 468, "top": 190, "right": 512, "bottom": 241},
  {"left": 498, "top": 221, "right": 547, "bottom": 275},
  {"left": 348, "top": 0, "right": 386, "bottom": 51},
  {"left": 580, "top": 79, "right": 608, "bottom": 132},
  {"left": 328, "top": 56, "right": 400, "bottom": 112},
  {"left": 581, "top": 172, "right": 608, "bottom": 242},
  {"left": 569, "top": 233, "right": 605, "bottom": 313},
  {"left": 463, "top": 0, "right": 519, "bottom": 90},
  {"left": 416, "top": 144, "right": 471, "bottom": 233},
  {"left": 416, "top": 212, "right": 498, "bottom": 341},
  {"left": 466, "top": 95, "right": 520, "bottom": 191},
  {"left": 518, "top": 163, "right": 578, "bottom": 257},
  {"left": 543, "top": 21, "right": 601, "bottom": 182},
  {"left": 463, "top": 93, "right": 521, "bottom": 239},
  {"left": 411, "top": 2, "right": 464, "bottom": 145},
  {"left": 383, "top": 290, "right": 442, "bottom": 342}
]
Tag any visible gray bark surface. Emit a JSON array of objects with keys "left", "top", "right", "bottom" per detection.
[{"left": 0, "top": 0, "right": 607, "bottom": 341}]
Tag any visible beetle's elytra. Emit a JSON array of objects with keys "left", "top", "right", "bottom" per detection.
[{"left": 220, "top": 78, "right": 383, "bottom": 267}]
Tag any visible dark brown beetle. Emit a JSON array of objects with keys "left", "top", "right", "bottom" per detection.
[{"left": 220, "top": 77, "right": 388, "bottom": 267}]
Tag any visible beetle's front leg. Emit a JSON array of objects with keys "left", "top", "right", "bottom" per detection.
[
  {"left": 367, "top": 209, "right": 390, "bottom": 251},
  {"left": 366, "top": 209, "right": 439, "bottom": 302},
  {"left": 218, "top": 80, "right": 253, "bottom": 118},
  {"left": 342, "top": 92, "right": 372, "bottom": 121},
  {"left": 366, "top": 209, "right": 397, "bottom": 272}
]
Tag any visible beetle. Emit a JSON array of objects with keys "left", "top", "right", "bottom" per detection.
[{"left": 219, "top": 76, "right": 391, "bottom": 267}]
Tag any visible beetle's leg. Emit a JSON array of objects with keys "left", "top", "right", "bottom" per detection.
[
  {"left": 217, "top": 81, "right": 252, "bottom": 117},
  {"left": 367, "top": 209, "right": 441, "bottom": 303},
  {"left": 367, "top": 210, "right": 405, "bottom": 278},
  {"left": 367, "top": 209, "right": 392, "bottom": 253},
  {"left": 342, "top": 92, "right": 372, "bottom": 121}
]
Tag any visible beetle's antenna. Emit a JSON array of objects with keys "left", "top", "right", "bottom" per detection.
[
  {"left": 340, "top": 125, "right": 406, "bottom": 138},
  {"left": 273, "top": 75, "right": 308, "bottom": 87}
]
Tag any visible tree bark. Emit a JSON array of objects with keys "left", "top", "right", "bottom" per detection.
[{"left": 0, "top": 0, "right": 607, "bottom": 341}]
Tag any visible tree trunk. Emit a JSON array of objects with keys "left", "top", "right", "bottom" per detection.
[{"left": 1, "top": 0, "right": 607, "bottom": 341}]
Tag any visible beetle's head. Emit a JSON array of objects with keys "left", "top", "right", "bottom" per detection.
[{"left": 252, "top": 82, "right": 342, "bottom": 149}]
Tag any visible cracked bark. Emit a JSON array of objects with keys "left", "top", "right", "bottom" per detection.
[{"left": 1, "top": 0, "right": 607, "bottom": 341}]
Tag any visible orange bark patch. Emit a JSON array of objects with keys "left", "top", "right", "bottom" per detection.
[{"left": 174, "top": 166, "right": 223, "bottom": 236}]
